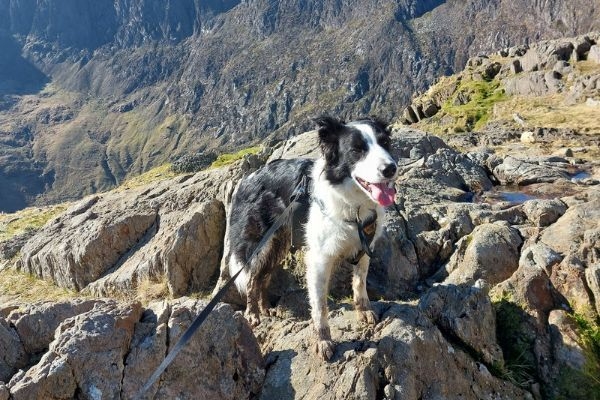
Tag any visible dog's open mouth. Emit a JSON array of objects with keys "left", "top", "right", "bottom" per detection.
[{"left": 355, "top": 177, "right": 396, "bottom": 207}]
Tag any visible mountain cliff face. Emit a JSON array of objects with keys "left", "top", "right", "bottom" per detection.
[{"left": 1, "top": 0, "right": 599, "bottom": 211}]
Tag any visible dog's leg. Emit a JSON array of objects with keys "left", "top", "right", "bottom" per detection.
[
  {"left": 352, "top": 255, "right": 378, "bottom": 325},
  {"left": 258, "top": 273, "right": 276, "bottom": 317},
  {"left": 245, "top": 273, "right": 262, "bottom": 327},
  {"left": 306, "top": 251, "right": 335, "bottom": 360}
]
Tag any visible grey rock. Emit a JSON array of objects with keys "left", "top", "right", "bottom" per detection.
[
  {"left": 0, "top": 318, "right": 26, "bottom": 383},
  {"left": 257, "top": 302, "right": 530, "bottom": 400},
  {"left": 0, "top": 383, "right": 8, "bottom": 400},
  {"left": 493, "top": 243, "right": 564, "bottom": 323},
  {"left": 522, "top": 199, "right": 567, "bottom": 227},
  {"left": 123, "top": 299, "right": 264, "bottom": 400},
  {"left": 419, "top": 284, "right": 503, "bottom": 365},
  {"left": 7, "top": 299, "right": 98, "bottom": 354},
  {"left": 441, "top": 223, "right": 522, "bottom": 287},
  {"left": 588, "top": 44, "right": 600, "bottom": 63},
  {"left": 586, "top": 265, "right": 600, "bottom": 316},
  {"left": 6, "top": 298, "right": 264, "bottom": 400},
  {"left": 548, "top": 310, "right": 587, "bottom": 370},
  {"left": 493, "top": 156, "right": 571, "bottom": 185},
  {"left": 8, "top": 300, "right": 143, "bottom": 400},
  {"left": 540, "top": 196, "right": 600, "bottom": 255}
]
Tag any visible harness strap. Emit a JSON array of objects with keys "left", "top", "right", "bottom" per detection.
[{"left": 348, "top": 209, "right": 377, "bottom": 264}]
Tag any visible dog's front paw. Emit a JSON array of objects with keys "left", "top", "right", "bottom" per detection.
[
  {"left": 315, "top": 339, "right": 335, "bottom": 361},
  {"left": 356, "top": 309, "right": 379, "bottom": 325}
]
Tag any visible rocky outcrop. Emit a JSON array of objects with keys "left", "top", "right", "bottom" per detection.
[
  {"left": 2, "top": 298, "right": 264, "bottom": 400},
  {"left": 400, "top": 32, "right": 600, "bottom": 138},
  {"left": 257, "top": 300, "right": 529, "bottom": 400},
  {"left": 16, "top": 159, "right": 262, "bottom": 297},
  {"left": 2, "top": 125, "right": 600, "bottom": 398}
]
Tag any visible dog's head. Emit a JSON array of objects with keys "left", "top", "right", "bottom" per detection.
[{"left": 315, "top": 116, "right": 397, "bottom": 207}]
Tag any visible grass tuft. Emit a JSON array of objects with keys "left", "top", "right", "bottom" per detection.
[
  {"left": 0, "top": 268, "right": 81, "bottom": 303},
  {"left": 210, "top": 146, "right": 261, "bottom": 168},
  {"left": 0, "top": 204, "right": 69, "bottom": 242}
]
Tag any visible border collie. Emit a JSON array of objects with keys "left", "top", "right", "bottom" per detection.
[{"left": 227, "top": 116, "right": 397, "bottom": 360}]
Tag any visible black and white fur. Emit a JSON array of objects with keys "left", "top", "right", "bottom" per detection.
[{"left": 227, "top": 116, "right": 397, "bottom": 360}]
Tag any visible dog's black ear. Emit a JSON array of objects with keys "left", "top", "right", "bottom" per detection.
[
  {"left": 314, "top": 116, "right": 345, "bottom": 164},
  {"left": 368, "top": 115, "right": 391, "bottom": 135}
]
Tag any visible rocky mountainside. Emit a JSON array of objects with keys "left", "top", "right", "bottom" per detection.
[
  {"left": 1, "top": 0, "right": 600, "bottom": 211},
  {"left": 1, "top": 111, "right": 600, "bottom": 398}
]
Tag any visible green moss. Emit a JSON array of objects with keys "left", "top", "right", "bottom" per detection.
[
  {"left": 492, "top": 293, "right": 537, "bottom": 388},
  {"left": 210, "top": 146, "right": 261, "bottom": 168},
  {"left": 442, "top": 79, "right": 506, "bottom": 132},
  {"left": 555, "top": 365, "right": 600, "bottom": 400},
  {"left": 556, "top": 313, "right": 600, "bottom": 399}
]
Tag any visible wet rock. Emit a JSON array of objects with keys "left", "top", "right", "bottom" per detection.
[{"left": 440, "top": 223, "right": 522, "bottom": 287}]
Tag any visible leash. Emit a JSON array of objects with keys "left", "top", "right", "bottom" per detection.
[{"left": 133, "top": 175, "right": 310, "bottom": 400}]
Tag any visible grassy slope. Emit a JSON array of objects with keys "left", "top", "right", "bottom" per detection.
[{"left": 399, "top": 58, "right": 600, "bottom": 137}]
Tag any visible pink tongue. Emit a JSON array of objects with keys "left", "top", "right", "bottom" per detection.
[{"left": 368, "top": 183, "right": 396, "bottom": 207}]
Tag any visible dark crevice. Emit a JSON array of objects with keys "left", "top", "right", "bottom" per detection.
[{"left": 433, "top": 320, "right": 509, "bottom": 384}]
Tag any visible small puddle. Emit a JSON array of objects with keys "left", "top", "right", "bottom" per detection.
[
  {"left": 570, "top": 171, "right": 591, "bottom": 182},
  {"left": 475, "top": 187, "right": 540, "bottom": 205}
]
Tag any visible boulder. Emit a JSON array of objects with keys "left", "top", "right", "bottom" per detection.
[
  {"left": 504, "top": 72, "right": 559, "bottom": 96},
  {"left": 586, "top": 265, "right": 600, "bottom": 316},
  {"left": 522, "top": 199, "right": 567, "bottom": 227},
  {"left": 0, "top": 318, "right": 26, "bottom": 383},
  {"left": 440, "top": 223, "right": 522, "bottom": 287},
  {"left": 8, "top": 300, "right": 143, "bottom": 400},
  {"left": 492, "top": 244, "right": 565, "bottom": 322},
  {"left": 418, "top": 284, "right": 503, "bottom": 365},
  {"left": 5, "top": 298, "right": 265, "bottom": 400},
  {"left": 17, "top": 160, "right": 251, "bottom": 297},
  {"left": 257, "top": 302, "right": 530, "bottom": 400},
  {"left": 588, "top": 45, "right": 600, "bottom": 63},
  {"left": 368, "top": 211, "right": 419, "bottom": 298},
  {"left": 17, "top": 193, "right": 159, "bottom": 291},
  {"left": 122, "top": 299, "right": 264, "bottom": 400},
  {"left": 492, "top": 156, "right": 571, "bottom": 186},
  {"left": 540, "top": 197, "right": 600, "bottom": 255},
  {"left": 550, "top": 255, "right": 594, "bottom": 317},
  {"left": 6, "top": 299, "right": 98, "bottom": 354}
]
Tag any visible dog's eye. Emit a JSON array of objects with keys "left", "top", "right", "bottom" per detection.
[{"left": 351, "top": 147, "right": 364, "bottom": 154}]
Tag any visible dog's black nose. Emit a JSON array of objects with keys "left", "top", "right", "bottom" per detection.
[{"left": 380, "top": 163, "right": 397, "bottom": 178}]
